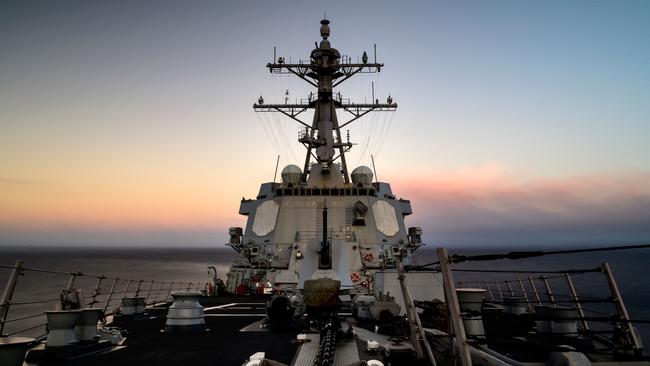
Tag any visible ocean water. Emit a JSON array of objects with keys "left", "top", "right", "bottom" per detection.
[{"left": 0, "top": 246, "right": 648, "bottom": 344}]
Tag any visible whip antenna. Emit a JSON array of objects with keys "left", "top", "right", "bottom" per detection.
[
  {"left": 273, "top": 155, "right": 280, "bottom": 182},
  {"left": 371, "top": 154, "right": 378, "bottom": 183}
]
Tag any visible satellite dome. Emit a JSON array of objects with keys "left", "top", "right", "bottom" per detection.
[
  {"left": 281, "top": 165, "right": 302, "bottom": 185},
  {"left": 351, "top": 166, "right": 373, "bottom": 186}
]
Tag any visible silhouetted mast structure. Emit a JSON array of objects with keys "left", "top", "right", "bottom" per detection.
[{"left": 253, "top": 19, "right": 397, "bottom": 183}]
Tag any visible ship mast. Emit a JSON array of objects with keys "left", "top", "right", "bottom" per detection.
[{"left": 253, "top": 19, "right": 397, "bottom": 183}]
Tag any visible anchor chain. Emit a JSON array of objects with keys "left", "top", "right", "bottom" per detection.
[{"left": 313, "top": 321, "right": 338, "bottom": 366}]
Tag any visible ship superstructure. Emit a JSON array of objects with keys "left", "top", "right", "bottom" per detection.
[{"left": 225, "top": 19, "right": 423, "bottom": 295}]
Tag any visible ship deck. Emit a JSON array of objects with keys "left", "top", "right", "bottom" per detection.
[{"left": 38, "top": 294, "right": 299, "bottom": 366}]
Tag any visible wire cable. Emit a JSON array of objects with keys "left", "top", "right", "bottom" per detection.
[{"left": 412, "top": 243, "right": 650, "bottom": 269}]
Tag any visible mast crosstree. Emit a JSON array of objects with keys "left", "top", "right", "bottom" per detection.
[{"left": 253, "top": 19, "right": 397, "bottom": 183}]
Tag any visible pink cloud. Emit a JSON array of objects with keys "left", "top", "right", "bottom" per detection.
[{"left": 387, "top": 164, "right": 650, "bottom": 247}]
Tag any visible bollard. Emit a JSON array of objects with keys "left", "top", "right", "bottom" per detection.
[
  {"left": 75, "top": 308, "right": 104, "bottom": 341},
  {"left": 456, "top": 288, "right": 486, "bottom": 339},
  {"left": 45, "top": 310, "right": 82, "bottom": 347},
  {"left": 164, "top": 291, "right": 206, "bottom": 332}
]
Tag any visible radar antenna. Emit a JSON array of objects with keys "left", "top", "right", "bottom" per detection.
[{"left": 253, "top": 19, "right": 397, "bottom": 183}]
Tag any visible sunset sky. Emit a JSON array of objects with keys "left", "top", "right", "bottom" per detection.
[{"left": 1, "top": 1, "right": 649, "bottom": 247}]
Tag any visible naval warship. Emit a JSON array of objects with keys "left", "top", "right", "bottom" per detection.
[{"left": 1, "top": 18, "right": 649, "bottom": 366}]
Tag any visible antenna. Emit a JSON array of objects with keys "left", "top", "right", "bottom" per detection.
[
  {"left": 273, "top": 155, "right": 280, "bottom": 183},
  {"left": 254, "top": 19, "right": 397, "bottom": 183},
  {"left": 273, "top": 46, "right": 276, "bottom": 63},
  {"left": 371, "top": 154, "right": 378, "bottom": 183},
  {"left": 374, "top": 44, "right": 377, "bottom": 64}
]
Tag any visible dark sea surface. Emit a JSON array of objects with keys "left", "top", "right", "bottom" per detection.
[{"left": 1, "top": 246, "right": 648, "bottom": 344}]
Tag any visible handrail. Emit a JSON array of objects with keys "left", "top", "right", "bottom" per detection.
[
  {"left": 445, "top": 256, "right": 646, "bottom": 354},
  {"left": 0, "top": 260, "right": 202, "bottom": 337},
  {"left": 5, "top": 322, "right": 47, "bottom": 336},
  {"left": 451, "top": 267, "right": 600, "bottom": 274},
  {"left": 3, "top": 313, "right": 46, "bottom": 323},
  {"left": 0, "top": 263, "right": 198, "bottom": 283},
  {"left": 0, "top": 260, "right": 24, "bottom": 335},
  {"left": 411, "top": 243, "right": 650, "bottom": 270},
  {"left": 8, "top": 299, "right": 59, "bottom": 305}
]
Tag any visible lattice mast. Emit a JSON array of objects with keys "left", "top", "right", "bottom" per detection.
[{"left": 253, "top": 19, "right": 397, "bottom": 183}]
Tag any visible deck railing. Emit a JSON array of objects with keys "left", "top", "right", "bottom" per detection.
[
  {"left": 0, "top": 260, "right": 200, "bottom": 339},
  {"left": 447, "top": 261, "right": 644, "bottom": 354}
]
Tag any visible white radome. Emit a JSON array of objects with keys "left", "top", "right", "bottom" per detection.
[
  {"left": 351, "top": 166, "right": 373, "bottom": 186},
  {"left": 281, "top": 164, "right": 302, "bottom": 185}
]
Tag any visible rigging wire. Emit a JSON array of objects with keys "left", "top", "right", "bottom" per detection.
[
  {"left": 283, "top": 72, "right": 300, "bottom": 164},
  {"left": 266, "top": 73, "right": 283, "bottom": 158},
  {"left": 256, "top": 111, "right": 280, "bottom": 156},
  {"left": 352, "top": 75, "right": 367, "bottom": 167},
  {"left": 411, "top": 243, "right": 650, "bottom": 270},
  {"left": 270, "top": 112, "right": 288, "bottom": 164},
  {"left": 450, "top": 268, "right": 600, "bottom": 274},
  {"left": 353, "top": 71, "right": 380, "bottom": 167},
  {"left": 277, "top": 74, "right": 291, "bottom": 164},
  {"left": 361, "top": 111, "right": 379, "bottom": 165},
  {"left": 373, "top": 111, "right": 395, "bottom": 159},
  {"left": 369, "top": 111, "right": 388, "bottom": 158},
  {"left": 260, "top": 72, "right": 301, "bottom": 166}
]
